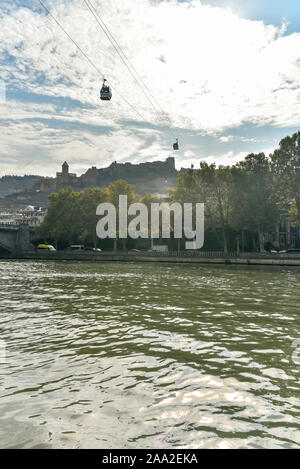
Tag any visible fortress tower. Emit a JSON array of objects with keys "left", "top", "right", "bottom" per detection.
[
  {"left": 61, "top": 161, "right": 69, "bottom": 175},
  {"left": 56, "top": 161, "right": 77, "bottom": 189}
]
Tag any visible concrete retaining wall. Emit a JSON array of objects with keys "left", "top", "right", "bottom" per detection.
[{"left": 12, "top": 251, "right": 300, "bottom": 266}]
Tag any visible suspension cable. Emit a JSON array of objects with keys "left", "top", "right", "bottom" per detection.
[
  {"left": 37, "top": 0, "right": 152, "bottom": 124},
  {"left": 85, "top": 0, "right": 183, "bottom": 144},
  {"left": 85, "top": 0, "right": 180, "bottom": 141},
  {"left": 84, "top": 0, "right": 177, "bottom": 140}
]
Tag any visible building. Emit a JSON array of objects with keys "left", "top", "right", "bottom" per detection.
[
  {"left": 0, "top": 206, "right": 46, "bottom": 227},
  {"left": 56, "top": 162, "right": 78, "bottom": 189}
]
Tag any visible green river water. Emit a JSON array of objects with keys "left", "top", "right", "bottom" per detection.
[{"left": 0, "top": 260, "right": 299, "bottom": 448}]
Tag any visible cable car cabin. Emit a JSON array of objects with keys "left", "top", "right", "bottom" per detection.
[
  {"left": 100, "top": 85, "right": 112, "bottom": 101},
  {"left": 100, "top": 79, "right": 112, "bottom": 101},
  {"left": 173, "top": 139, "right": 179, "bottom": 150}
]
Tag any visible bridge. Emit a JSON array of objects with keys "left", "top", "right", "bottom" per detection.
[{"left": 0, "top": 224, "right": 34, "bottom": 256}]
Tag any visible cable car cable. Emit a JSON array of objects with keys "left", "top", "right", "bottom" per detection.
[
  {"left": 85, "top": 0, "right": 179, "bottom": 143},
  {"left": 86, "top": 0, "right": 183, "bottom": 148},
  {"left": 37, "top": 0, "right": 180, "bottom": 150},
  {"left": 37, "top": 0, "right": 151, "bottom": 123},
  {"left": 84, "top": 0, "right": 176, "bottom": 140}
]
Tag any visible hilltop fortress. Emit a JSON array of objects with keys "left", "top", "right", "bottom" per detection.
[{"left": 32, "top": 157, "right": 178, "bottom": 195}]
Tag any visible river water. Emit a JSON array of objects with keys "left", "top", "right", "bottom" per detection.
[{"left": 0, "top": 260, "right": 299, "bottom": 449}]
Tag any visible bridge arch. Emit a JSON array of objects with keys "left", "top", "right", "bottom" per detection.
[{"left": 0, "top": 240, "right": 12, "bottom": 253}]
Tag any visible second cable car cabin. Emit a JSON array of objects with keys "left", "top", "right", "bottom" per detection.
[
  {"left": 173, "top": 138, "right": 179, "bottom": 150},
  {"left": 100, "top": 79, "right": 112, "bottom": 101}
]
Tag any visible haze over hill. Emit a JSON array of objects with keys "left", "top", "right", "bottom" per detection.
[
  {"left": 0, "top": 157, "right": 180, "bottom": 210},
  {"left": 32, "top": 157, "right": 178, "bottom": 195},
  {"left": 0, "top": 175, "right": 41, "bottom": 198}
]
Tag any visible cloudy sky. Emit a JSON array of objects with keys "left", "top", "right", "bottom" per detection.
[{"left": 0, "top": 0, "right": 300, "bottom": 177}]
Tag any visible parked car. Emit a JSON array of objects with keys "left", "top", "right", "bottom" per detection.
[
  {"left": 37, "top": 243, "right": 56, "bottom": 252},
  {"left": 84, "top": 247, "right": 102, "bottom": 252},
  {"left": 69, "top": 245, "right": 85, "bottom": 251}
]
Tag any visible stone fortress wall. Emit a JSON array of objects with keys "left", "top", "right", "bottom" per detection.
[{"left": 32, "top": 157, "right": 178, "bottom": 195}]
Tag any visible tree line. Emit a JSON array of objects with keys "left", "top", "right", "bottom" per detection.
[
  {"left": 36, "top": 180, "right": 159, "bottom": 250},
  {"left": 37, "top": 131, "right": 300, "bottom": 252}
]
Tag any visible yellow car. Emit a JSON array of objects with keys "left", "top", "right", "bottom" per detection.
[{"left": 37, "top": 243, "right": 56, "bottom": 252}]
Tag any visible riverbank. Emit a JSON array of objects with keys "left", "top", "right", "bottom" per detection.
[{"left": 5, "top": 250, "right": 300, "bottom": 266}]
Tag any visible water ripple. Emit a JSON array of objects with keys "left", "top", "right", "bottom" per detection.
[{"left": 0, "top": 260, "right": 299, "bottom": 448}]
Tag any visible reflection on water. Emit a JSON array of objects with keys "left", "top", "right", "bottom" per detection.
[{"left": 0, "top": 260, "right": 299, "bottom": 448}]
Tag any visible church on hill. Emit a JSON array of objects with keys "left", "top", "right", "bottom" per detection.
[{"left": 56, "top": 162, "right": 78, "bottom": 188}]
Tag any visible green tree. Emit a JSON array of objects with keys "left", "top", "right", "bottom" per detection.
[
  {"left": 199, "top": 163, "right": 232, "bottom": 254},
  {"left": 78, "top": 188, "right": 107, "bottom": 247},
  {"left": 231, "top": 153, "right": 279, "bottom": 252},
  {"left": 271, "top": 131, "right": 300, "bottom": 224},
  {"left": 171, "top": 165, "right": 232, "bottom": 253},
  {"left": 37, "top": 187, "right": 81, "bottom": 247}
]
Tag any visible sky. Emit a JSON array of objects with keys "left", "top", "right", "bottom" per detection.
[{"left": 0, "top": 0, "right": 300, "bottom": 177}]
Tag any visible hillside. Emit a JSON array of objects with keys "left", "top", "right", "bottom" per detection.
[
  {"left": 0, "top": 158, "right": 179, "bottom": 210},
  {"left": 0, "top": 175, "right": 41, "bottom": 197}
]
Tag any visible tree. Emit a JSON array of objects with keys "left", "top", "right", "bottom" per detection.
[
  {"left": 231, "top": 153, "right": 279, "bottom": 252},
  {"left": 171, "top": 165, "right": 232, "bottom": 253},
  {"left": 78, "top": 188, "right": 107, "bottom": 247},
  {"left": 198, "top": 163, "right": 232, "bottom": 254},
  {"left": 271, "top": 131, "right": 300, "bottom": 224},
  {"left": 37, "top": 187, "right": 81, "bottom": 247}
]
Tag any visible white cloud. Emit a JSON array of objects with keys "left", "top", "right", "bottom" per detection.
[
  {"left": 1, "top": 0, "right": 300, "bottom": 175},
  {"left": 177, "top": 150, "right": 249, "bottom": 169}
]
